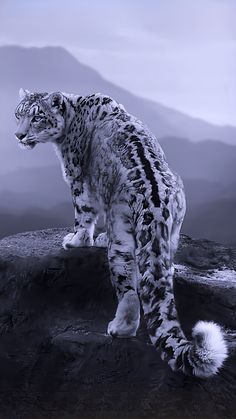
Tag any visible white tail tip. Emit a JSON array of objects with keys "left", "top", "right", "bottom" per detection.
[{"left": 191, "top": 320, "right": 228, "bottom": 377}]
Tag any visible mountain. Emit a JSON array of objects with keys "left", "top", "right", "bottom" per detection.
[
  {"left": 0, "top": 45, "right": 236, "bottom": 175},
  {"left": 160, "top": 137, "right": 236, "bottom": 184},
  {"left": 0, "top": 202, "right": 73, "bottom": 239},
  {"left": 1, "top": 138, "right": 236, "bottom": 202},
  {"left": 0, "top": 165, "right": 70, "bottom": 207},
  {"left": 0, "top": 45, "right": 235, "bottom": 245},
  {"left": 183, "top": 198, "right": 236, "bottom": 246},
  {"left": 1, "top": 135, "right": 236, "bottom": 244}
]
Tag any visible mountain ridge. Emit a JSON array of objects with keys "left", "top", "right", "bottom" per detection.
[
  {"left": 1, "top": 45, "right": 236, "bottom": 145},
  {"left": 0, "top": 136, "right": 236, "bottom": 245},
  {"left": 0, "top": 45, "right": 235, "bottom": 245}
]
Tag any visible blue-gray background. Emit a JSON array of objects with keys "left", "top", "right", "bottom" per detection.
[{"left": 0, "top": 0, "right": 235, "bottom": 245}]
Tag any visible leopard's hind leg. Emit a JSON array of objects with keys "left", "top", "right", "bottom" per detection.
[{"left": 106, "top": 203, "right": 140, "bottom": 337}]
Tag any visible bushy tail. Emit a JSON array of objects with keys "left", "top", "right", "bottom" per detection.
[
  {"left": 137, "top": 237, "right": 228, "bottom": 377},
  {"left": 168, "top": 320, "right": 228, "bottom": 377},
  {"left": 141, "top": 282, "right": 228, "bottom": 377},
  {"left": 141, "top": 273, "right": 229, "bottom": 377},
  {"left": 135, "top": 189, "right": 228, "bottom": 377}
]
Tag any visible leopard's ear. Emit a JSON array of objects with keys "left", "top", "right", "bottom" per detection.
[
  {"left": 19, "top": 88, "right": 30, "bottom": 100},
  {"left": 47, "top": 92, "right": 64, "bottom": 112}
]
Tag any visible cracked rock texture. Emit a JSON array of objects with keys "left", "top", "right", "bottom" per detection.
[{"left": 0, "top": 228, "right": 235, "bottom": 419}]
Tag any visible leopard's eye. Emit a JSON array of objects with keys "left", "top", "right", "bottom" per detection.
[
  {"left": 15, "top": 113, "right": 20, "bottom": 120},
  {"left": 32, "top": 115, "right": 43, "bottom": 123}
]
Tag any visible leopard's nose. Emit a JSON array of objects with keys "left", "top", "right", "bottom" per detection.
[{"left": 15, "top": 132, "right": 26, "bottom": 141}]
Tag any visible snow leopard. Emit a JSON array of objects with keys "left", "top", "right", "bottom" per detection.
[{"left": 14, "top": 88, "right": 228, "bottom": 377}]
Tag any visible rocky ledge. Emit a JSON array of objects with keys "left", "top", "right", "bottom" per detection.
[{"left": 0, "top": 228, "right": 235, "bottom": 419}]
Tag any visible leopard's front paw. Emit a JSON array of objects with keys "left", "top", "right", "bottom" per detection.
[
  {"left": 62, "top": 230, "right": 94, "bottom": 249},
  {"left": 94, "top": 232, "right": 108, "bottom": 248}
]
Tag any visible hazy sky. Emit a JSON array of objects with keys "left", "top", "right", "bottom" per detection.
[{"left": 0, "top": 0, "right": 235, "bottom": 126}]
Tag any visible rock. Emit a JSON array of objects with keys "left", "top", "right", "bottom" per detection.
[
  {"left": 0, "top": 228, "right": 235, "bottom": 419},
  {"left": 174, "top": 236, "right": 236, "bottom": 338}
]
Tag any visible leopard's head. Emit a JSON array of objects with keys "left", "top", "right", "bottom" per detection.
[{"left": 14, "top": 89, "right": 67, "bottom": 150}]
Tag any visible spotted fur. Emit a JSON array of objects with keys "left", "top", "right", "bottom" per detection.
[{"left": 14, "top": 89, "right": 228, "bottom": 377}]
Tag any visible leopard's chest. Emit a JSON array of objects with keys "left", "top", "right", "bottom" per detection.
[{"left": 56, "top": 139, "right": 81, "bottom": 185}]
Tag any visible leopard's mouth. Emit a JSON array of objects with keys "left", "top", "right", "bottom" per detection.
[
  {"left": 18, "top": 139, "right": 37, "bottom": 150},
  {"left": 18, "top": 136, "right": 37, "bottom": 150}
]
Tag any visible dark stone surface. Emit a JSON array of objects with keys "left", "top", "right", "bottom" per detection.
[{"left": 0, "top": 228, "right": 235, "bottom": 419}]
